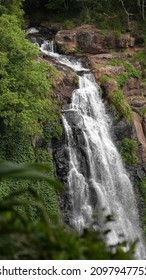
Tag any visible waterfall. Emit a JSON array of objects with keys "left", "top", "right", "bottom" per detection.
[
  {"left": 28, "top": 29, "right": 146, "bottom": 259},
  {"left": 62, "top": 72, "right": 146, "bottom": 259}
]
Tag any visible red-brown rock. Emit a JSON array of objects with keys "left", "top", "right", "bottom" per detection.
[{"left": 55, "top": 25, "right": 135, "bottom": 54}]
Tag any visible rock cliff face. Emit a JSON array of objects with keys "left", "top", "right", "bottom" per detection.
[{"left": 55, "top": 25, "right": 135, "bottom": 54}]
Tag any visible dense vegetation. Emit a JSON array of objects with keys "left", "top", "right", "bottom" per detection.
[
  {"left": 99, "top": 60, "right": 141, "bottom": 125},
  {"left": 24, "top": 0, "right": 146, "bottom": 35},
  {"left": 0, "top": 1, "right": 62, "bottom": 217}
]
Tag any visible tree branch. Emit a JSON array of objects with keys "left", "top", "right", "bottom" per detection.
[{"left": 103, "top": 13, "right": 118, "bottom": 19}]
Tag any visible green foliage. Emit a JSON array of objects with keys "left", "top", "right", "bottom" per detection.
[
  {"left": 24, "top": 0, "right": 146, "bottom": 35},
  {"left": 0, "top": 162, "right": 62, "bottom": 190},
  {"left": 0, "top": 0, "right": 24, "bottom": 21},
  {"left": 0, "top": 132, "right": 60, "bottom": 218},
  {"left": 131, "top": 51, "right": 146, "bottom": 67},
  {"left": 73, "top": 74, "right": 79, "bottom": 88},
  {"left": 110, "top": 59, "right": 123, "bottom": 66},
  {"left": 46, "top": 0, "right": 69, "bottom": 10},
  {"left": 0, "top": 6, "right": 62, "bottom": 222},
  {"left": 0, "top": 14, "right": 61, "bottom": 139},
  {"left": 108, "top": 89, "right": 133, "bottom": 124},
  {"left": 0, "top": 162, "right": 135, "bottom": 260},
  {"left": 110, "top": 60, "right": 141, "bottom": 88},
  {"left": 101, "top": 60, "right": 140, "bottom": 124},
  {"left": 123, "top": 62, "right": 141, "bottom": 79},
  {"left": 62, "top": 20, "right": 75, "bottom": 29},
  {"left": 120, "top": 138, "right": 139, "bottom": 165},
  {"left": 100, "top": 75, "right": 110, "bottom": 83},
  {"left": 116, "top": 72, "right": 129, "bottom": 87},
  {"left": 141, "top": 106, "right": 146, "bottom": 117},
  {"left": 58, "top": 45, "right": 69, "bottom": 54},
  {"left": 74, "top": 47, "right": 84, "bottom": 55}
]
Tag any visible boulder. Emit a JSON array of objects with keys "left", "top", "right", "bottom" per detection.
[
  {"left": 116, "top": 34, "right": 135, "bottom": 48},
  {"left": 55, "top": 29, "right": 77, "bottom": 53},
  {"left": 55, "top": 25, "right": 135, "bottom": 54},
  {"left": 94, "top": 65, "right": 125, "bottom": 79}
]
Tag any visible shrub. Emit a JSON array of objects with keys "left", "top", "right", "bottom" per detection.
[
  {"left": 120, "top": 138, "right": 139, "bottom": 165},
  {"left": 108, "top": 89, "right": 133, "bottom": 124},
  {"left": 62, "top": 20, "right": 75, "bottom": 29}
]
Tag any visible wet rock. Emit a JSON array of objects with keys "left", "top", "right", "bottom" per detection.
[{"left": 113, "top": 118, "right": 133, "bottom": 142}]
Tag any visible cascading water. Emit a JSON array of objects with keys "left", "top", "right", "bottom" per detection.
[
  {"left": 28, "top": 29, "right": 146, "bottom": 259},
  {"left": 62, "top": 72, "right": 146, "bottom": 259}
]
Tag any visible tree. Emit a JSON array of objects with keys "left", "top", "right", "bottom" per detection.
[
  {"left": 0, "top": 14, "right": 61, "bottom": 138},
  {"left": 0, "top": 0, "right": 24, "bottom": 21}
]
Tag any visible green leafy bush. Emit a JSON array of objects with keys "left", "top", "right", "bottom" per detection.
[
  {"left": 110, "top": 60, "right": 141, "bottom": 88},
  {"left": 62, "top": 20, "right": 75, "bottom": 29},
  {"left": 0, "top": 14, "right": 62, "bottom": 139},
  {"left": 116, "top": 72, "right": 129, "bottom": 87},
  {"left": 108, "top": 89, "right": 133, "bottom": 124},
  {"left": 0, "top": 131, "right": 59, "bottom": 218},
  {"left": 131, "top": 51, "right": 146, "bottom": 67},
  {"left": 123, "top": 62, "right": 141, "bottom": 79},
  {"left": 120, "top": 138, "right": 139, "bottom": 165},
  {"left": 0, "top": 0, "right": 24, "bottom": 21}
]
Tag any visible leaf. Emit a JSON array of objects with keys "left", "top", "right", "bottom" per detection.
[{"left": 0, "top": 162, "right": 64, "bottom": 192}]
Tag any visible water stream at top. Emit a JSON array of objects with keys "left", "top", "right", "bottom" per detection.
[{"left": 27, "top": 29, "right": 146, "bottom": 259}]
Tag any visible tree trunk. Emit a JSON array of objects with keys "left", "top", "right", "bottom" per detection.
[{"left": 142, "top": 0, "right": 145, "bottom": 19}]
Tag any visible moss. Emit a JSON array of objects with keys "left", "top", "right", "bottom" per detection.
[
  {"left": 110, "top": 60, "right": 141, "bottom": 87},
  {"left": 120, "top": 138, "right": 139, "bottom": 165},
  {"left": 141, "top": 107, "right": 146, "bottom": 117},
  {"left": 116, "top": 72, "right": 129, "bottom": 87},
  {"left": 110, "top": 59, "right": 123, "bottom": 66},
  {"left": 100, "top": 75, "right": 110, "bottom": 83},
  {"left": 73, "top": 74, "right": 79, "bottom": 88}
]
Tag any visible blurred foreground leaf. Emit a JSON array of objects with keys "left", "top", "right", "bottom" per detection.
[{"left": 0, "top": 162, "right": 64, "bottom": 193}]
